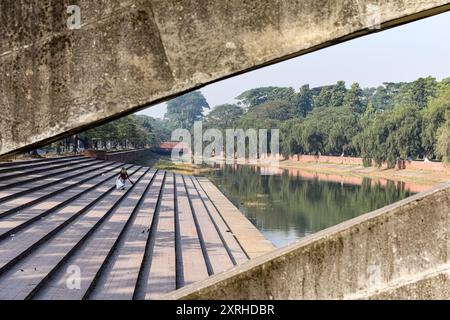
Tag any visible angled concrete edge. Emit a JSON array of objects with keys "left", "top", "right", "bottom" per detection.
[{"left": 161, "top": 181, "right": 450, "bottom": 300}]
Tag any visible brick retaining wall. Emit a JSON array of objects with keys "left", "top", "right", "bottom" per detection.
[{"left": 288, "top": 154, "right": 448, "bottom": 171}]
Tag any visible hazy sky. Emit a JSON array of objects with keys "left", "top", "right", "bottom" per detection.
[{"left": 137, "top": 11, "right": 450, "bottom": 119}]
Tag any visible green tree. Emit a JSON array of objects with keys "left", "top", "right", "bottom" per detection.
[
  {"left": 436, "top": 115, "right": 450, "bottom": 162},
  {"left": 353, "top": 112, "right": 391, "bottom": 167},
  {"left": 388, "top": 104, "right": 423, "bottom": 159},
  {"left": 329, "top": 81, "right": 347, "bottom": 108},
  {"left": 165, "top": 91, "right": 209, "bottom": 129},
  {"left": 397, "top": 77, "right": 437, "bottom": 109},
  {"left": 344, "top": 82, "right": 365, "bottom": 113},
  {"left": 422, "top": 82, "right": 450, "bottom": 158},
  {"left": 206, "top": 104, "right": 244, "bottom": 129},
  {"left": 326, "top": 108, "right": 360, "bottom": 155},
  {"left": 295, "top": 107, "right": 359, "bottom": 156},
  {"left": 80, "top": 115, "right": 154, "bottom": 150},
  {"left": 238, "top": 100, "right": 297, "bottom": 128},
  {"left": 371, "top": 82, "right": 404, "bottom": 110},
  {"left": 354, "top": 104, "right": 422, "bottom": 167},
  {"left": 313, "top": 86, "right": 333, "bottom": 109},
  {"left": 296, "top": 85, "right": 313, "bottom": 117},
  {"left": 280, "top": 119, "right": 305, "bottom": 156},
  {"left": 236, "top": 87, "right": 296, "bottom": 109},
  {"left": 135, "top": 115, "right": 174, "bottom": 145}
]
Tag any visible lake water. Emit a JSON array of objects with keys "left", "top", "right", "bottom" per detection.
[{"left": 200, "top": 164, "right": 416, "bottom": 248}]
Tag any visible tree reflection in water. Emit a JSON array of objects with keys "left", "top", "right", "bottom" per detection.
[{"left": 201, "top": 164, "right": 415, "bottom": 247}]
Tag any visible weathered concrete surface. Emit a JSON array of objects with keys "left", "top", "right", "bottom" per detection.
[
  {"left": 163, "top": 182, "right": 450, "bottom": 300},
  {"left": 1, "top": 1, "right": 450, "bottom": 157}
]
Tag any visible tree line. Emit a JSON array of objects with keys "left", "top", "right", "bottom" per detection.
[
  {"left": 44, "top": 75, "right": 450, "bottom": 167},
  {"left": 43, "top": 114, "right": 173, "bottom": 153},
  {"left": 163, "top": 76, "right": 450, "bottom": 167}
]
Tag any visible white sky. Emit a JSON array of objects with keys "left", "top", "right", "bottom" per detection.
[{"left": 137, "top": 11, "right": 450, "bottom": 119}]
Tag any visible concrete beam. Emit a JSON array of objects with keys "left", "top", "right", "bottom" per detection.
[
  {"left": 1, "top": 1, "right": 450, "bottom": 156},
  {"left": 162, "top": 182, "right": 450, "bottom": 300}
]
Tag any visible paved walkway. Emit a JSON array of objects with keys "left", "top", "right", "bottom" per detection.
[{"left": 0, "top": 156, "right": 274, "bottom": 300}]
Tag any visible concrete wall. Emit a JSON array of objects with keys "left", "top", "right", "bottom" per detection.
[
  {"left": 1, "top": 1, "right": 450, "bottom": 157},
  {"left": 163, "top": 182, "right": 450, "bottom": 300}
]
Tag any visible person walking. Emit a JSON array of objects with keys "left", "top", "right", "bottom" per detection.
[{"left": 116, "top": 167, "right": 134, "bottom": 190}]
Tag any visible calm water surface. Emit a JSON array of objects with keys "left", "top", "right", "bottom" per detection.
[{"left": 200, "top": 164, "right": 416, "bottom": 248}]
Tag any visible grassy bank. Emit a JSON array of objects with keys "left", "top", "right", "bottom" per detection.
[
  {"left": 152, "top": 158, "right": 218, "bottom": 175},
  {"left": 274, "top": 160, "right": 450, "bottom": 186}
]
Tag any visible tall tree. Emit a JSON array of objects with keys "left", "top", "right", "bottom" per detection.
[
  {"left": 422, "top": 81, "right": 450, "bottom": 158},
  {"left": 329, "top": 81, "right": 347, "bottom": 108},
  {"left": 436, "top": 115, "right": 450, "bottom": 162},
  {"left": 393, "top": 77, "right": 437, "bottom": 109},
  {"left": 412, "top": 77, "right": 436, "bottom": 108},
  {"left": 165, "top": 91, "right": 209, "bottom": 129},
  {"left": 371, "top": 82, "right": 405, "bottom": 110},
  {"left": 135, "top": 115, "right": 171, "bottom": 145},
  {"left": 238, "top": 100, "right": 296, "bottom": 130},
  {"left": 354, "top": 104, "right": 423, "bottom": 167},
  {"left": 206, "top": 104, "right": 244, "bottom": 129},
  {"left": 296, "top": 85, "right": 313, "bottom": 117},
  {"left": 387, "top": 104, "right": 423, "bottom": 159},
  {"left": 236, "top": 87, "right": 296, "bottom": 109},
  {"left": 344, "top": 82, "right": 365, "bottom": 113},
  {"left": 280, "top": 119, "right": 305, "bottom": 156},
  {"left": 313, "top": 86, "right": 333, "bottom": 109}
]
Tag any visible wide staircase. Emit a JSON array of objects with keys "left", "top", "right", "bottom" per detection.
[{"left": 0, "top": 156, "right": 262, "bottom": 300}]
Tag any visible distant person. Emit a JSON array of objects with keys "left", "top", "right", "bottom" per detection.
[{"left": 116, "top": 167, "right": 134, "bottom": 190}]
